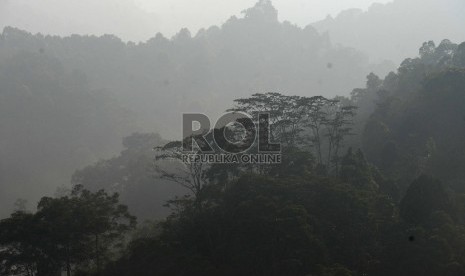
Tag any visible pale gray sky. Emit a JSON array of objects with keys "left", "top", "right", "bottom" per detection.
[
  {"left": 135, "top": 0, "right": 393, "bottom": 36},
  {"left": 0, "top": 0, "right": 392, "bottom": 41}
]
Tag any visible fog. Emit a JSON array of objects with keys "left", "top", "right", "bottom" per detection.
[
  {"left": 0, "top": 0, "right": 392, "bottom": 41},
  {"left": 0, "top": 0, "right": 463, "bottom": 218},
  {"left": 0, "top": 0, "right": 160, "bottom": 42},
  {"left": 1, "top": 1, "right": 465, "bottom": 275},
  {"left": 134, "top": 0, "right": 394, "bottom": 38},
  {"left": 2, "top": 0, "right": 464, "bottom": 63},
  {"left": 312, "top": 0, "right": 465, "bottom": 62}
]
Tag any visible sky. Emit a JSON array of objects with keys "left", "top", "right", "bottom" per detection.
[
  {"left": 0, "top": 0, "right": 393, "bottom": 42},
  {"left": 135, "top": 0, "right": 394, "bottom": 36}
]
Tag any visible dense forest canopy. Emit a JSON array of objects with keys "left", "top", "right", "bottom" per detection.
[
  {"left": 0, "top": 0, "right": 396, "bottom": 216},
  {"left": 0, "top": 0, "right": 394, "bottom": 138},
  {"left": 2, "top": 1, "right": 465, "bottom": 275},
  {"left": 3, "top": 37, "right": 465, "bottom": 275},
  {"left": 0, "top": 50, "right": 137, "bottom": 217}
]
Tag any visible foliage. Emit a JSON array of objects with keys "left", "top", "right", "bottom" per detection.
[
  {"left": 0, "top": 186, "right": 136, "bottom": 276},
  {"left": 359, "top": 40, "right": 465, "bottom": 192},
  {"left": 71, "top": 133, "right": 184, "bottom": 220}
]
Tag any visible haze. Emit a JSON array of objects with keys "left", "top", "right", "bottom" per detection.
[
  {"left": 0, "top": 0, "right": 393, "bottom": 42},
  {"left": 134, "top": 0, "right": 394, "bottom": 37},
  {"left": 2, "top": 1, "right": 465, "bottom": 274}
]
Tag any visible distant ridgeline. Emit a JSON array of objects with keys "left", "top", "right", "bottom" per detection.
[
  {"left": 352, "top": 39, "right": 465, "bottom": 192},
  {"left": 0, "top": 0, "right": 395, "bottom": 218},
  {"left": 0, "top": 0, "right": 394, "bottom": 138},
  {"left": 312, "top": 0, "right": 465, "bottom": 63},
  {"left": 1, "top": 2, "right": 465, "bottom": 275},
  {"left": 0, "top": 0, "right": 464, "bottom": 219},
  {"left": 2, "top": 38, "right": 465, "bottom": 276}
]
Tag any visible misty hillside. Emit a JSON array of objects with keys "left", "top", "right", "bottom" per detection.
[
  {"left": 0, "top": 1, "right": 393, "bottom": 139},
  {"left": 0, "top": 0, "right": 159, "bottom": 42},
  {"left": 0, "top": 1, "right": 400, "bottom": 217},
  {"left": 0, "top": 51, "right": 138, "bottom": 217},
  {"left": 3, "top": 1, "right": 465, "bottom": 275},
  {"left": 361, "top": 40, "right": 465, "bottom": 192},
  {"left": 0, "top": 0, "right": 457, "bottom": 219},
  {"left": 4, "top": 38, "right": 463, "bottom": 276},
  {"left": 84, "top": 37, "right": 465, "bottom": 276},
  {"left": 312, "top": 0, "right": 465, "bottom": 63}
]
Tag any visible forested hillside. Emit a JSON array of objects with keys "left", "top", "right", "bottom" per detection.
[
  {"left": 358, "top": 39, "right": 465, "bottom": 191},
  {"left": 2, "top": 1, "right": 465, "bottom": 275},
  {"left": 312, "top": 0, "right": 465, "bottom": 63},
  {"left": 95, "top": 40, "right": 465, "bottom": 276},
  {"left": 0, "top": 0, "right": 393, "bottom": 137},
  {"left": 0, "top": 51, "right": 137, "bottom": 217},
  {"left": 3, "top": 38, "right": 465, "bottom": 275},
  {"left": 0, "top": 0, "right": 393, "bottom": 216}
]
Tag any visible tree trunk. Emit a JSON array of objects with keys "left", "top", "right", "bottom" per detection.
[
  {"left": 66, "top": 245, "right": 71, "bottom": 276},
  {"left": 95, "top": 234, "right": 100, "bottom": 275}
]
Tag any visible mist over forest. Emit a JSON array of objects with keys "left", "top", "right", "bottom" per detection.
[
  {"left": 312, "top": 0, "right": 465, "bottom": 63},
  {"left": 0, "top": 0, "right": 393, "bottom": 215},
  {"left": 1, "top": 0, "right": 465, "bottom": 275}
]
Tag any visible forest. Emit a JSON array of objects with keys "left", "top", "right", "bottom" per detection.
[{"left": 1, "top": 0, "right": 465, "bottom": 275}]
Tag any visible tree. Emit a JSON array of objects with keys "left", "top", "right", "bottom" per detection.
[
  {"left": 0, "top": 186, "right": 136, "bottom": 276},
  {"left": 231, "top": 93, "right": 357, "bottom": 171},
  {"left": 72, "top": 133, "right": 172, "bottom": 220},
  {"left": 400, "top": 175, "right": 454, "bottom": 226},
  {"left": 242, "top": 0, "right": 278, "bottom": 22},
  {"left": 0, "top": 211, "right": 55, "bottom": 276},
  {"left": 300, "top": 96, "right": 331, "bottom": 164},
  {"left": 453, "top": 42, "right": 465, "bottom": 67},
  {"left": 154, "top": 140, "right": 211, "bottom": 211},
  {"left": 324, "top": 102, "right": 357, "bottom": 173}
]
